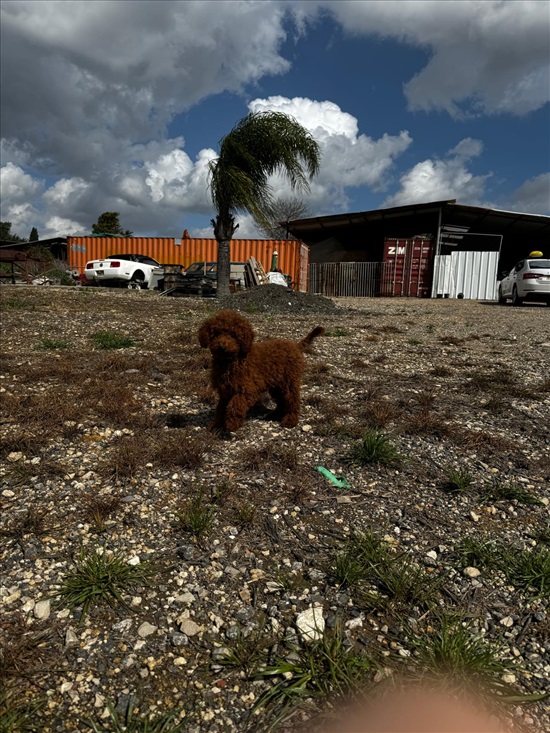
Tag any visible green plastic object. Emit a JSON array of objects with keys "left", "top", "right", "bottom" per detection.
[{"left": 316, "top": 466, "right": 350, "bottom": 489}]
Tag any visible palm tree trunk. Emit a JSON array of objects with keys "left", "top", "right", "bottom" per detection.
[{"left": 211, "top": 213, "right": 238, "bottom": 298}]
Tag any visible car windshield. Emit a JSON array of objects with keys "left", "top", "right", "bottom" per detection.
[
  {"left": 528, "top": 260, "right": 550, "bottom": 269},
  {"left": 186, "top": 262, "right": 216, "bottom": 274},
  {"left": 136, "top": 256, "right": 160, "bottom": 266}
]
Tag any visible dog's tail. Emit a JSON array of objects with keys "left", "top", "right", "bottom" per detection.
[{"left": 299, "top": 326, "right": 325, "bottom": 353}]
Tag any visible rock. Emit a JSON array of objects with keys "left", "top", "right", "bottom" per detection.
[
  {"left": 65, "top": 627, "right": 78, "bottom": 646},
  {"left": 178, "top": 618, "right": 200, "bottom": 637},
  {"left": 128, "top": 556, "right": 141, "bottom": 566},
  {"left": 296, "top": 606, "right": 325, "bottom": 643},
  {"left": 469, "top": 511, "right": 480, "bottom": 522},
  {"left": 176, "top": 545, "right": 195, "bottom": 561},
  {"left": 235, "top": 606, "right": 254, "bottom": 623},
  {"left": 502, "top": 672, "right": 516, "bottom": 684},
  {"left": 34, "top": 599, "right": 51, "bottom": 620},
  {"left": 170, "top": 633, "right": 189, "bottom": 647},
  {"left": 137, "top": 622, "right": 157, "bottom": 638},
  {"left": 112, "top": 618, "right": 133, "bottom": 633},
  {"left": 174, "top": 592, "right": 195, "bottom": 605},
  {"left": 500, "top": 616, "right": 514, "bottom": 627},
  {"left": 345, "top": 616, "right": 363, "bottom": 630},
  {"left": 463, "top": 567, "right": 481, "bottom": 578}
]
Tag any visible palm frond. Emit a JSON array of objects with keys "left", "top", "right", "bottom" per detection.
[{"left": 209, "top": 111, "right": 321, "bottom": 227}]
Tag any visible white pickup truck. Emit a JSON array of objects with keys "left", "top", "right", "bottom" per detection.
[{"left": 84, "top": 254, "right": 163, "bottom": 289}]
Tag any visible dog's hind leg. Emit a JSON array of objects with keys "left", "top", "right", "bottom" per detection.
[{"left": 278, "top": 384, "right": 301, "bottom": 428}]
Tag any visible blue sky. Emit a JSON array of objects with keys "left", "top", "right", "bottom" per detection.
[{"left": 1, "top": 1, "right": 549, "bottom": 239}]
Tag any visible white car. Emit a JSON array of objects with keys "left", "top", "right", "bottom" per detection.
[
  {"left": 84, "top": 254, "right": 163, "bottom": 289},
  {"left": 499, "top": 257, "right": 550, "bottom": 306}
]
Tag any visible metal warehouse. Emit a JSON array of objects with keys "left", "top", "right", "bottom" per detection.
[{"left": 286, "top": 199, "right": 550, "bottom": 300}]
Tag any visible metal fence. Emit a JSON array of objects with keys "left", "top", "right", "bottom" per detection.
[{"left": 308, "top": 261, "right": 395, "bottom": 297}]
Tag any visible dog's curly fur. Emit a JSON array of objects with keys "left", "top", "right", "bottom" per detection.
[{"left": 198, "top": 309, "right": 324, "bottom": 432}]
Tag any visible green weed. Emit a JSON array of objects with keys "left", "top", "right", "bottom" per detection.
[
  {"left": 55, "top": 547, "right": 153, "bottom": 619},
  {"left": 175, "top": 491, "right": 216, "bottom": 538},
  {"left": 37, "top": 337, "right": 72, "bottom": 350},
  {"left": 444, "top": 467, "right": 475, "bottom": 494},
  {"left": 255, "top": 625, "right": 372, "bottom": 723},
  {"left": 502, "top": 548, "right": 550, "bottom": 599},
  {"left": 350, "top": 429, "right": 401, "bottom": 467},
  {"left": 483, "top": 483, "right": 543, "bottom": 506},
  {"left": 91, "top": 331, "right": 136, "bottom": 349},
  {"left": 85, "top": 702, "right": 185, "bottom": 732}
]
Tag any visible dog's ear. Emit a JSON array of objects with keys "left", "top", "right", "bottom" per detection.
[
  {"left": 235, "top": 320, "right": 255, "bottom": 355},
  {"left": 198, "top": 321, "right": 211, "bottom": 348}
]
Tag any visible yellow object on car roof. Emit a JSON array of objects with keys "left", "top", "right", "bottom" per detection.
[{"left": 529, "top": 251, "right": 543, "bottom": 257}]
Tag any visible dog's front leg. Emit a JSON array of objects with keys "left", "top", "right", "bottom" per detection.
[
  {"left": 210, "top": 396, "right": 229, "bottom": 432},
  {"left": 224, "top": 394, "right": 249, "bottom": 432}
]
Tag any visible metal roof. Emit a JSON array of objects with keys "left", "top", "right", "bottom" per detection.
[{"left": 286, "top": 200, "right": 550, "bottom": 236}]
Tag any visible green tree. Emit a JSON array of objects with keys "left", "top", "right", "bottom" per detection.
[
  {"left": 252, "top": 196, "right": 311, "bottom": 240},
  {"left": 91, "top": 212, "right": 132, "bottom": 236},
  {"left": 208, "top": 112, "right": 321, "bottom": 296},
  {"left": 0, "top": 221, "right": 27, "bottom": 242},
  {"left": 29, "top": 227, "right": 39, "bottom": 241}
]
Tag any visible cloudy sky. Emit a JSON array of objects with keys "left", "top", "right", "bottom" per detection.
[{"left": 1, "top": 0, "right": 549, "bottom": 240}]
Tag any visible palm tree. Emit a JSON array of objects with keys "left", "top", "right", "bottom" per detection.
[{"left": 208, "top": 111, "right": 321, "bottom": 297}]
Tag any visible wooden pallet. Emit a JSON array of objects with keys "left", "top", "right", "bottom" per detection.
[{"left": 246, "top": 256, "right": 270, "bottom": 286}]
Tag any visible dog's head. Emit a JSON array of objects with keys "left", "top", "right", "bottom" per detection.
[{"left": 198, "top": 309, "right": 255, "bottom": 358}]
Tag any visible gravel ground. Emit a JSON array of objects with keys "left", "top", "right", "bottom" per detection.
[{"left": 1, "top": 285, "right": 549, "bottom": 732}]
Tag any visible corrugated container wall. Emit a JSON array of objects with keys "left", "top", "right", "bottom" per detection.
[
  {"left": 67, "top": 237, "right": 309, "bottom": 291},
  {"left": 381, "top": 238, "right": 435, "bottom": 297}
]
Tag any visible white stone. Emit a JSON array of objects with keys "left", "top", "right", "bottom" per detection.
[
  {"left": 500, "top": 616, "right": 514, "bottom": 627},
  {"left": 174, "top": 656, "right": 187, "bottom": 666},
  {"left": 7, "top": 452, "right": 23, "bottom": 462},
  {"left": 469, "top": 511, "right": 480, "bottom": 522},
  {"left": 345, "top": 616, "right": 364, "bottom": 630},
  {"left": 128, "top": 556, "right": 141, "bottom": 566},
  {"left": 296, "top": 606, "right": 325, "bottom": 643},
  {"left": 502, "top": 672, "right": 516, "bottom": 684},
  {"left": 178, "top": 618, "right": 201, "bottom": 637},
  {"left": 34, "top": 599, "right": 51, "bottom": 619},
  {"left": 65, "top": 627, "right": 78, "bottom": 646},
  {"left": 60, "top": 682, "right": 73, "bottom": 693},
  {"left": 463, "top": 567, "right": 481, "bottom": 578},
  {"left": 2, "top": 489, "right": 15, "bottom": 497},
  {"left": 426, "top": 550, "right": 438, "bottom": 560},
  {"left": 302, "top": 424, "right": 312, "bottom": 432},
  {"left": 137, "top": 622, "right": 157, "bottom": 638},
  {"left": 174, "top": 592, "right": 195, "bottom": 605}
]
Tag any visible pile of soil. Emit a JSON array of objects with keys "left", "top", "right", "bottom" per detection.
[{"left": 217, "top": 284, "right": 339, "bottom": 314}]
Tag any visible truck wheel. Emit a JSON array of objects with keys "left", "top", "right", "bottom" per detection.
[{"left": 128, "top": 272, "right": 145, "bottom": 290}]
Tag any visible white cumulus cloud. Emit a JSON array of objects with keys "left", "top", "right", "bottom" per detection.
[
  {"left": 320, "top": 0, "right": 550, "bottom": 117},
  {"left": 383, "top": 138, "right": 491, "bottom": 208},
  {"left": 248, "top": 96, "right": 412, "bottom": 211}
]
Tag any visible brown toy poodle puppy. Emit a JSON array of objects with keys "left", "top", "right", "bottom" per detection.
[{"left": 198, "top": 309, "right": 324, "bottom": 432}]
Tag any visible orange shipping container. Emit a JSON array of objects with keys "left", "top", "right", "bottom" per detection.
[{"left": 67, "top": 234, "right": 309, "bottom": 291}]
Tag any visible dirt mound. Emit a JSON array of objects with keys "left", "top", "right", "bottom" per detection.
[{"left": 217, "top": 284, "right": 339, "bottom": 314}]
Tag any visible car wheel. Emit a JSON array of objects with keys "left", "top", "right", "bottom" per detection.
[
  {"left": 511, "top": 285, "right": 523, "bottom": 307},
  {"left": 498, "top": 285, "right": 507, "bottom": 304},
  {"left": 127, "top": 272, "right": 145, "bottom": 290}
]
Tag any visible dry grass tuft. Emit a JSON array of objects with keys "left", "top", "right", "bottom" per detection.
[
  {"left": 239, "top": 441, "right": 299, "bottom": 472},
  {"left": 0, "top": 508, "right": 49, "bottom": 541}
]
